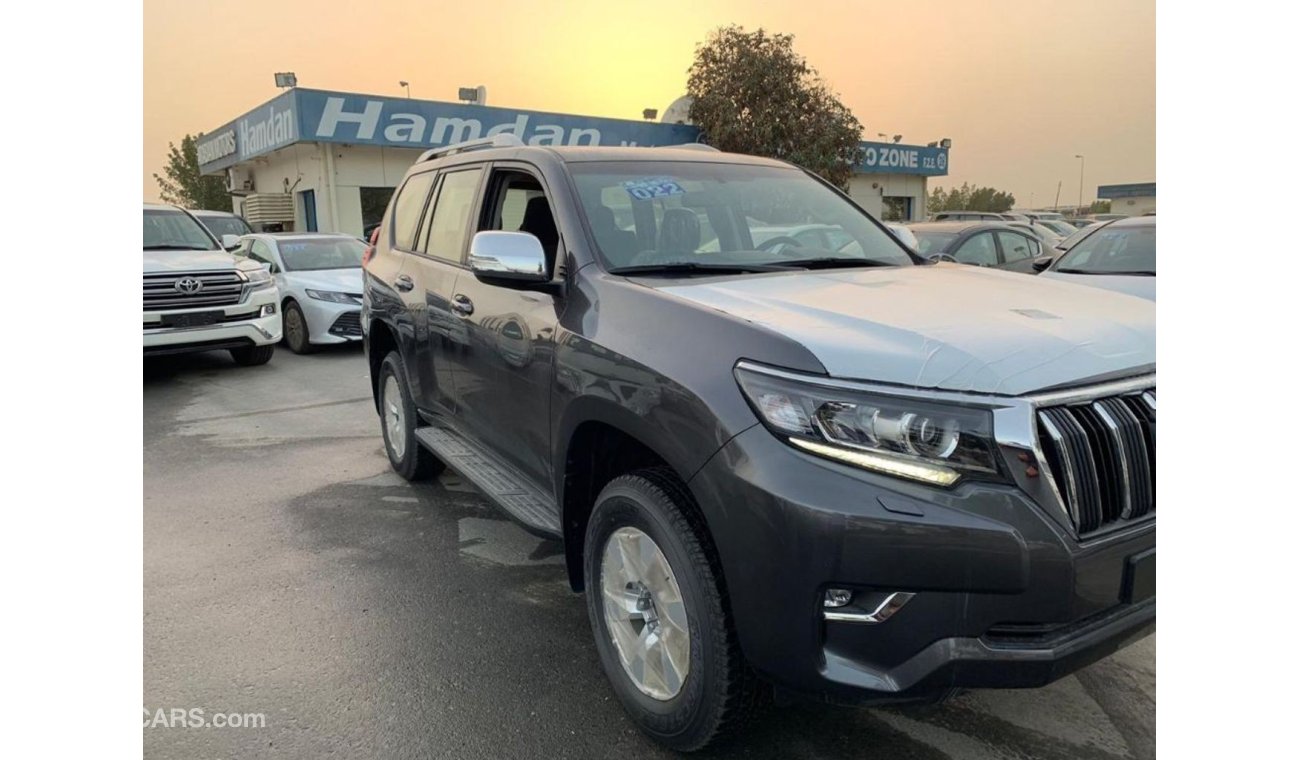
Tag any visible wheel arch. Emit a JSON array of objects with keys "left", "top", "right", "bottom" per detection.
[
  {"left": 366, "top": 317, "right": 400, "bottom": 415},
  {"left": 556, "top": 400, "right": 711, "bottom": 593}
]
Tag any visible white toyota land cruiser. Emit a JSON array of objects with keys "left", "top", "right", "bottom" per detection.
[{"left": 143, "top": 203, "right": 282, "bottom": 365}]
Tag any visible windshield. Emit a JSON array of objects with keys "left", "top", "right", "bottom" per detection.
[
  {"left": 278, "top": 238, "right": 366, "bottom": 271},
  {"left": 1055, "top": 224, "right": 1156, "bottom": 274},
  {"left": 912, "top": 231, "right": 957, "bottom": 255},
  {"left": 143, "top": 209, "right": 218, "bottom": 250},
  {"left": 1057, "top": 222, "right": 1104, "bottom": 251},
  {"left": 568, "top": 162, "right": 913, "bottom": 272},
  {"left": 1038, "top": 220, "right": 1077, "bottom": 236},
  {"left": 196, "top": 214, "right": 253, "bottom": 239}
]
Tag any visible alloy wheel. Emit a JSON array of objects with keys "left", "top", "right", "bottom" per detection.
[
  {"left": 600, "top": 526, "right": 691, "bottom": 700},
  {"left": 383, "top": 375, "right": 405, "bottom": 460}
]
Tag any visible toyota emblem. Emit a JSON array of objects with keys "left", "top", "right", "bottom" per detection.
[{"left": 174, "top": 277, "right": 204, "bottom": 294}]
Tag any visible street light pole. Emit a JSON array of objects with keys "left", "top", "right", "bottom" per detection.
[{"left": 1075, "top": 154, "right": 1085, "bottom": 213}]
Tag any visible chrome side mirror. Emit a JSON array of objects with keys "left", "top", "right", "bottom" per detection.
[
  {"left": 1031, "top": 255, "right": 1055, "bottom": 273},
  {"left": 221, "top": 233, "right": 241, "bottom": 251},
  {"left": 469, "top": 231, "right": 549, "bottom": 283}
]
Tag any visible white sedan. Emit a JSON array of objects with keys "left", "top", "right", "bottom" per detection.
[{"left": 236, "top": 233, "right": 366, "bottom": 353}]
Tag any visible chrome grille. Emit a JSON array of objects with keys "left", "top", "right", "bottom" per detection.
[
  {"left": 143, "top": 270, "right": 245, "bottom": 310},
  {"left": 1036, "top": 389, "right": 1155, "bottom": 536}
]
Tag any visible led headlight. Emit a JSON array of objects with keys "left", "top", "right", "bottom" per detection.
[
  {"left": 735, "top": 363, "right": 1000, "bottom": 486},
  {"left": 305, "top": 289, "right": 357, "bottom": 304},
  {"left": 240, "top": 266, "right": 275, "bottom": 292}
]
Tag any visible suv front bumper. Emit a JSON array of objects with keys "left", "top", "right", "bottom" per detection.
[
  {"left": 687, "top": 424, "right": 1155, "bottom": 704},
  {"left": 143, "top": 286, "right": 282, "bottom": 356}
]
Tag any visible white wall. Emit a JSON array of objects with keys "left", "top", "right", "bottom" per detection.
[
  {"left": 1107, "top": 195, "right": 1156, "bottom": 215},
  {"left": 238, "top": 143, "right": 423, "bottom": 236},
  {"left": 237, "top": 145, "right": 937, "bottom": 232},
  {"left": 847, "top": 173, "right": 929, "bottom": 221}
]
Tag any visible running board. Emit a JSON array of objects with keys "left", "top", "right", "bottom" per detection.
[{"left": 414, "top": 426, "right": 561, "bottom": 537}]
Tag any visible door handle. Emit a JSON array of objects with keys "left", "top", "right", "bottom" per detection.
[
  {"left": 451, "top": 294, "right": 474, "bottom": 317},
  {"left": 394, "top": 274, "right": 414, "bottom": 292}
]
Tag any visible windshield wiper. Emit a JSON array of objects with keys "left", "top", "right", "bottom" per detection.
[
  {"left": 608, "top": 262, "right": 788, "bottom": 275},
  {"left": 1056, "top": 268, "right": 1155, "bottom": 276},
  {"left": 143, "top": 244, "right": 216, "bottom": 251},
  {"left": 773, "top": 257, "right": 901, "bottom": 270}
]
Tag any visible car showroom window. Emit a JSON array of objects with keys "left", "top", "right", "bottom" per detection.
[
  {"left": 953, "top": 232, "right": 998, "bottom": 265},
  {"left": 390, "top": 172, "right": 437, "bottom": 251},
  {"left": 996, "top": 231, "right": 1035, "bottom": 262},
  {"left": 421, "top": 168, "right": 484, "bottom": 263}
]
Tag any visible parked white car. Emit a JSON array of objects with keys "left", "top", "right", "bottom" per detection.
[
  {"left": 236, "top": 233, "right": 366, "bottom": 353},
  {"left": 143, "top": 204, "right": 281, "bottom": 365}
]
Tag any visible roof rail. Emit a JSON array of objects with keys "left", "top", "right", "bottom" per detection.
[
  {"left": 419, "top": 134, "right": 523, "bottom": 163},
  {"left": 671, "top": 143, "right": 720, "bottom": 152}
]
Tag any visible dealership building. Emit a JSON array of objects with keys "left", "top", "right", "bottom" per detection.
[
  {"left": 196, "top": 88, "right": 951, "bottom": 235},
  {"left": 1097, "top": 182, "right": 1156, "bottom": 216}
]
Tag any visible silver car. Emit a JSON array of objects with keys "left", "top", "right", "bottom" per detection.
[
  {"left": 1039, "top": 216, "right": 1155, "bottom": 300},
  {"left": 236, "top": 233, "right": 367, "bottom": 352}
]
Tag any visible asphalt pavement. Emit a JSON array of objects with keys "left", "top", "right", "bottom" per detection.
[{"left": 144, "top": 346, "right": 1155, "bottom": 759}]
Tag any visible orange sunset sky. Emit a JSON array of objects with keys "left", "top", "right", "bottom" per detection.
[{"left": 143, "top": 0, "right": 1154, "bottom": 208}]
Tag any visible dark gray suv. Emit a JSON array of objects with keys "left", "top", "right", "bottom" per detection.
[{"left": 362, "top": 136, "right": 1156, "bottom": 752}]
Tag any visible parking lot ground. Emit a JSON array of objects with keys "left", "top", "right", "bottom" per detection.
[{"left": 144, "top": 347, "right": 1155, "bottom": 760}]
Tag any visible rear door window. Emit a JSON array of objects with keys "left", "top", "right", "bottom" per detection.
[
  {"left": 996, "top": 231, "right": 1037, "bottom": 263},
  {"left": 420, "top": 168, "right": 484, "bottom": 263},
  {"left": 953, "top": 232, "right": 998, "bottom": 266},
  {"left": 390, "top": 172, "right": 437, "bottom": 251}
]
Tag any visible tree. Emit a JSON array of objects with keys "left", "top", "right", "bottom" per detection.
[
  {"left": 927, "top": 182, "right": 1015, "bottom": 214},
  {"left": 687, "top": 26, "right": 864, "bottom": 188},
  {"left": 1088, "top": 199, "right": 1112, "bottom": 214},
  {"left": 153, "top": 134, "right": 232, "bottom": 211}
]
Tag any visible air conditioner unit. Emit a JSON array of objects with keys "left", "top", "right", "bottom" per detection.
[
  {"left": 226, "top": 166, "right": 254, "bottom": 195},
  {"left": 243, "top": 193, "right": 295, "bottom": 225}
]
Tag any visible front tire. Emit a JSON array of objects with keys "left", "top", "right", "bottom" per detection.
[
  {"left": 283, "top": 301, "right": 314, "bottom": 354},
  {"left": 584, "top": 468, "right": 763, "bottom": 752},
  {"left": 229, "top": 343, "right": 274, "bottom": 366},
  {"left": 376, "top": 351, "right": 443, "bottom": 481}
]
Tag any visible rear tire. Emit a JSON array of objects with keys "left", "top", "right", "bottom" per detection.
[
  {"left": 377, "top": 351, "right": 443, "bottom": 481},
  {"left": 229, "top": 344, "right": 274, "bottom": 366},
  {"left": 283, "top": 301, "right": 314, "bottom": 354},
  {"left": 584, "top": 468, "right": 763, "bottom": 752}
]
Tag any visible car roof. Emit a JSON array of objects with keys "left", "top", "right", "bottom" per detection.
[
  {"left": 423, "top": 144, "right": 792, "bottom": 169},
  {"left": 245, "top": 232, "right": 360, "bottom": 241},
  {"left": 144, "top": 202, "right": 180, "bottom": 211},
  {"left": 907, "top": 221, "right": 1016, "bottom": 233},
  {"left": 1105, "top": 216, "right": 1155, "bottom": 228},
  {"left": 188, "top": 209, "right": 241, "bottom": 217}
]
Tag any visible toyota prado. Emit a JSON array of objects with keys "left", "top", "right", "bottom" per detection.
[{"left": 362, "top": 136, "right": 1156, "bottom": 751}]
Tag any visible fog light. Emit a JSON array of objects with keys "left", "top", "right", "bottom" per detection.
[
  {"left": 261, "top": 304, "right": 276, "bottom": 316},
  {"left": 823, "top": 588, "right": 853, "bottom": 608}
]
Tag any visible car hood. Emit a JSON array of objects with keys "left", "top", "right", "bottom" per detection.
[
  {"left": 143, "top": 248, "right": 241, "bottom": 273},
  {"left": 649, "top": 263, "right": 1155, "bottom": 395},
  {"left": 1040, "top": 272, "right": 1156, "bottom": 301},
  {"left": 281, "top": 268, "right": 364, "bottom": 293}
]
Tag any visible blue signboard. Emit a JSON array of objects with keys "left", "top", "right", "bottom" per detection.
[
  {"left": 1097, "top": 183, "right": 1156, "bottom": 199},
  {"left": 197, "top": 90, "right": 298, "bottom": 174},
  {"left": 855, "top": 140, "right": 949, "bottom": 177},
  {"left": 198, "top": 88, "right": 950, "bottom": 178},
  {"left": 297, "top": 88, "right": 701, "bottom": 154}
]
